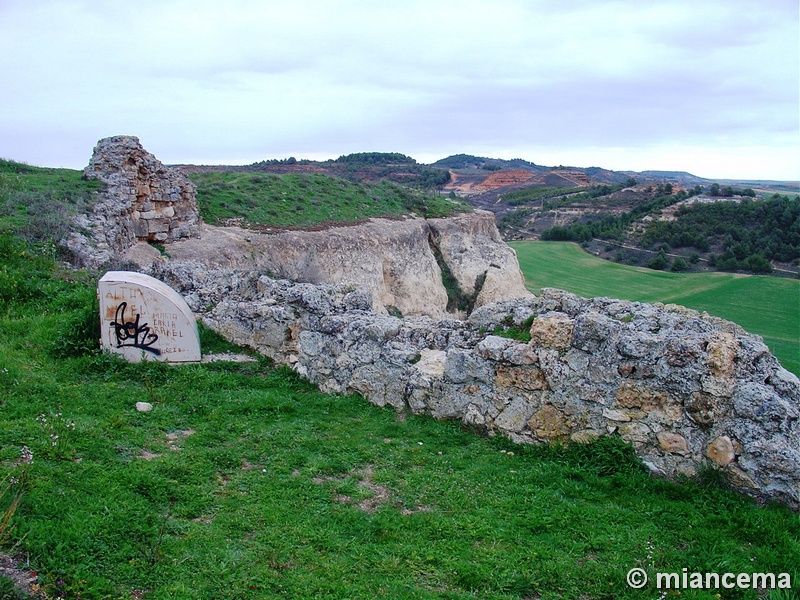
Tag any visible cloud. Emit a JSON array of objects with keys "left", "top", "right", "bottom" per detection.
[{"left": 0, "top": 0, "right": 796, "bottom": 179}]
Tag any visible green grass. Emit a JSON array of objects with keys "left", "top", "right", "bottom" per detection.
[
  {"left": 0, "top": 238, "right": 798, "bottom": 599},
  {"left": 0, "top": 160, "right": 103, "bottom": 248},
  {"left": 510, "top": 241, "right": 800, "bottom": 375},
  {"left": 189, "top": 171, "right": 469, "bottom": 228}
]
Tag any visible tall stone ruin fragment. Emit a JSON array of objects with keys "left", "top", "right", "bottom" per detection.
[{"left": 65, "top": 135, "right": 201, "bottom": 267}]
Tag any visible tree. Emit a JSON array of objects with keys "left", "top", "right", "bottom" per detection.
[
  {"left": 647, "top": 250, "right": 668, "bottom": 270},
  {"left": 670, "top": 257, "right": 689, "bottom": 272},
  {"left": 743, "top": 253, "right": 772, "bottom": 273}
]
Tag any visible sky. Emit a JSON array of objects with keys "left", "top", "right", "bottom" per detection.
[{"left": 1, "top": 0, "right": 798, "bottom": 180}]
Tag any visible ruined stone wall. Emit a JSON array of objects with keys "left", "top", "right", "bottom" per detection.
[
  {"left": 66, "top": 136, "right": 201, "bottom": 266},
  {"left": 151, "top": 262, "right": 800, "bottom": 509}
]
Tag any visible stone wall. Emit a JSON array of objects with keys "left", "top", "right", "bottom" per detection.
[
  {"left": 150, "top": 262, "right": 800, "bottom": 509},
  {"left": 66, "top": 136, "right": 201, "bottom": 267}
]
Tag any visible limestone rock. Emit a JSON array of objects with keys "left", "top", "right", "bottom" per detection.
[
  {"left": 528, "top": 405, "right": 570, "bottom": 439},
  {"left": 161, "top": 211, "right": 531, "bottom": 318},
  {"left": 427, "top": 211, "right": 532, "bottom": 310},
  {"left": 414, "top": 349, "right": 447, "bottom": 378},
  {"left": 707, "top": 436, "right": 735, "bottom": 467},
  {"left": 136, "top": 402, "right": 153, "bottom": 412},
  {"left": 528, "top": 312, "right": 575, "bottom": 350},
  {"left": 657, "top": 432, "right": 689, "bottom": 455}
]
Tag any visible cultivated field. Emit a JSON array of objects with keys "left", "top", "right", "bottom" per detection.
[{"left": 510, "top": 241, "right": 800, "bottom": 375}]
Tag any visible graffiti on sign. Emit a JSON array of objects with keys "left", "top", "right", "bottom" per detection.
[{"left": 111, "top": 302, "right": 161, "bottom": 355}]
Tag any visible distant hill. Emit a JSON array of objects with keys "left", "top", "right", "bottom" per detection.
[
  {"left": 634, "top": 170, "right": 709, "bottom": 185},
  {"left": 431, "top": 154, "right": 544, "bottom": 172}
]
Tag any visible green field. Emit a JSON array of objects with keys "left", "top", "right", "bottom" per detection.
[{"left": 510, "top": 241, "right": 800, "bottom": 375}]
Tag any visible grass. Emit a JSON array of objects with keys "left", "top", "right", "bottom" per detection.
[
  {"left": 189, "top": 171, "right": 469, "bottom": 228},
  {"left": 0, "top": 237, "right": 799, "bottom": 599},
  {"left": 510, "top": 241, "right": 800, "bottom": 376},
  {"left": 0, "top": 159, "right": 103, "bottom": 245}
]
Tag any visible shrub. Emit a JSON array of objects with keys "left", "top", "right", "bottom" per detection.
[
  {"left": 647, "top": 250, "right": 668, "bottom": 271},
  {"left": 670, "top": 257, "right": 689, "bottom": 272}
]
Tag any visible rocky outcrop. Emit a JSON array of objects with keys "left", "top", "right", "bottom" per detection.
[
  {"left": 66, "top": 136, "right": 201, "bottom": 266},
  {"left": 428, "top": 212, "right": 530, "bottom": 308},
  {"left": 150, "top": 261, "right": 800, "bottom": 509},
  {"left": 153, "top": 209, "right": 531, "bottom": 318}
]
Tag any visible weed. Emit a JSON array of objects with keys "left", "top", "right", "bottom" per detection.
[
  {"left": 0, "top": 447, "right": 32, "bottom": 549},
  {"left": 35, "top": 410, "right": 75, "bottom": 461},
  {"left": 386, "top": 305, "right": 403, "bottom": 319},
  {"left": 49, "top": 299, "right": 99, "bottom": 359},
  {"left": 137, "top": 497, "right": 176, "bottom": 566},
  {"left": 492, "top": 314, "right": 535, "bottom": 342},
  {"left": 147, "top": 241, "right": 168, "bottom": 256}
]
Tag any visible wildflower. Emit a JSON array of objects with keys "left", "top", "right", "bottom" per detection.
[{"left": 19, "top": 446, "right": 33, "bottom": 464}]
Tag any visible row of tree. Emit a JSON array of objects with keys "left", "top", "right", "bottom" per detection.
[{"left": 334, "top": 152, "right": 417, "bottom": 165}]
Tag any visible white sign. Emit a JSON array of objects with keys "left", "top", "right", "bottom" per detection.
[{"left": 98, "top": 271, "right": 201, "bottom": 362}]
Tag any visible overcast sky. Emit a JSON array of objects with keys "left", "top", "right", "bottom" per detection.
[{"left": 1, "top": 0, "right": 798, "bottom": 180}]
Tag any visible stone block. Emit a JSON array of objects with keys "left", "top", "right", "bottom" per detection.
[
  {"left": 132, "top": 219, "right": 150, "bottom": 238},
  {"left": 602, "top": 408, "right": 631, "bottom": 422},
  {"left": 147, "top": 219, "right": 171, "bottom": 234},
  {"left": 415, "top": 349, "right": 447, "bottom": 378},
  {"left": 528, "top": 405, "right": 570, "bottom": 439},
  {"left": 657, "top": 432, "right": 689, "bottom": 455},
  {"left": 707, "top": 436, "right": 735, "bottom": 467},
  {"left": 617, "top": 422, "right": 651, "bottom": 443},
  {"left": 494, "top": 398, "right": 534, "bottom": 432},
  {"left": 616, "top": 382, "right": 668, "bottom": 409},
  {"left": 495, "top": 366, "right": 548, "bottom": 390},
  {"left": 706, "top": 331, "right": 738, "bottom": 378},
  {"left": 529, "top": 312, "right": 574, "bottom": 350}
]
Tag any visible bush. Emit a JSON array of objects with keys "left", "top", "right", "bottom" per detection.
[
  {"left": 670, "top": 257, "right": 689, "bottom": 272},
  {"left": 50, "top": 301, "right": 100, "bottom": 358},
  {"left": 647, "top": 250, "right": 668, "bottom": 271}
]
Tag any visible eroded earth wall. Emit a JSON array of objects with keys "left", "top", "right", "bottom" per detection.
[{"left": 160, "top": 210, "right": 531, "bottom": 318}]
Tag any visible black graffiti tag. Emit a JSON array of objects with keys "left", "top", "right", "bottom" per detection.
[{"left": 111, "top": 302, "right": 161, "bottom": 355}]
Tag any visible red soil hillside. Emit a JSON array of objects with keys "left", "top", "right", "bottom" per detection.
[{"left": 472, "top": 170, "right": 534, "bottom": 192}]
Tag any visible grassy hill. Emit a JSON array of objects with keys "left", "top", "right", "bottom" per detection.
[
  {"left": 510, "top": 241, "right": 800, "bottom": 375},
  {"left": 0, "top": 243, "right": 798, "bottom": 598},
  {"left": 187, "top": 170, "right": 468, "bottom": 228},
  {"left": 0, "top": 159, "right": 103, "bottom": 245}
]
